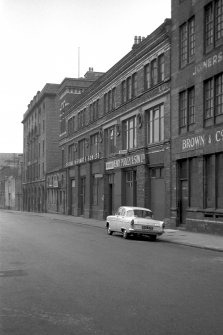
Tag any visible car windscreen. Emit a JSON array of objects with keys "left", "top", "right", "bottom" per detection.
[{"left": 133, "top": 210, "right": 152, "bottom": 218}]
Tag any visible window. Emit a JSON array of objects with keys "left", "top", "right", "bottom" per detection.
[
  {"left": 123, "top": 116, "right": 137, "bottom": 150},
  {"left": 90, "top": 133, "right": 99, "bottom": 156},
  {"left": 205, "top": 0, "right": 223, "bottom": 52},
  {"left": 60, "top": 114, "right": 66, "bottom": 134},
  {"left": 158, "top": 54, "right": 165, "bottom": 82},
  {"left": 189, "top": 157, "right": 199, "bottom": 207},
  {"left": 147, "top": 104, "right": 164, "bottom": 144},
  {"left": 68, "top": 143, "right": 75, "bottom": 162},
  {"left": 104, "top": 88, "right": 116, "bottom": 114},
  {"left": 180, "top": 16, "right": 195, "bottom": 68},
  {"left": 121, "top": 74, "right": 138, "bottom": 103},
  {"left": 204, "top": 153, "right": 223, "bottom": 209},
  {"left": 105, "top": 125, "right": 117, "bottom": 156},
  {"left": 89, "top": 100, "right": 99, "bottom": 122},
  {"left": 204, "top": 73, "right": 223, "bottom": 125},
  {"left": 151, "top": 59, "right": 158, "bottom": 86},
  {"left": 144, "top": 54, "right": 165, "bottom": 90},
  {"left": 205, "top": 155, "right": 215, "bottom": 208},
  {"left": 79, "top": 139, "right": 86, "bottom": 159},
  {"left": 121, "top": 80, "right": 126, "bottom": 103},
  {"left": 144, "top": 63, "right": 150, "bottom": 90},
  {"left": 127, "top": 77, "right": 132, "bottom": 100},
  {"left": 104, "top": 93, "right": 108, "bottom": 113},
  {"left": 132, "top": 73, "right": 137, "bottom": 98},
  {"left": 78, "top": 109, "right": 86, "bottom": 128},
  {"left": 179, "top": 87, "right": 195, "bottom": 130},
  {"left": 112, "top": 88, "right": 116, "bottom": 110},
  {"left": 68, "top": 116, "right": 75, "bottom": 135}
]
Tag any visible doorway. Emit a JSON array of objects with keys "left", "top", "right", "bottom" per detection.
[{"left": 80, "top": 177, "right": 86, "bottom": 215}]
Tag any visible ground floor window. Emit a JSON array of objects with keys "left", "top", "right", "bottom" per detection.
[{"left": 205, "top": 152, "right": 223, "bottom": 209}]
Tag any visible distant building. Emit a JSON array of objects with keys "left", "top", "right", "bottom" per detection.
[
  {"left": 170, "top": 0, "right": 223, "bottom": 234},
  {"left": 0, "top": 153, "right": 23, "bottom": 210},
  {"left": 22, "top": 70, "right": 103, "bottom": 213}
]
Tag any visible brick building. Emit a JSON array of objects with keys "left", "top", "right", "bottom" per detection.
[
  {"left": 170, "top": 0, "right": 223, "bottom": 234},
  {"left": 46, "top": 70, "right": 103, "bottom": 214},
  {"left": 22, "top": 84, "right": 60, "bottom": 212},
  {"left": 0, "top": 153, "right": 23, "bottom": 210},
  {"left": 59, "top": 19, "right": 171, "bottom": 222}
]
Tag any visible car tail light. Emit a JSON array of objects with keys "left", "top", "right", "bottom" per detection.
[{"left": 130, "top": 219, "right": 134, "bottom": 226}]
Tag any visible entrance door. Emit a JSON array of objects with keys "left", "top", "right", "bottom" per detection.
[
  {"left": 108, "top": 174, "right": 114, "bottom": 215},
  {"left": 179, "top": 180, "right": 188, "bottom": 225},
  {"left": 150, "top": 177, "right": 165, "bottom": 220},
  {"left": 125, "top": 170, "right": 137, "bottom": 206},
  {"left": 80, "top": 177, "right": 86, "bottom": 215},
  {"left": 71, "top": 179, "right": 76, "bottom": 215}
]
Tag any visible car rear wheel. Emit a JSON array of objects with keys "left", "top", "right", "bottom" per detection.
[
  {"left": 150, "top": 235, "right": 157, "bottom": 241},
  {"left": 107, "top": 226, "right": 113, "bottom": 235},
  {"left": 123, "top": 230, "right": 128, "bottom": 239}
]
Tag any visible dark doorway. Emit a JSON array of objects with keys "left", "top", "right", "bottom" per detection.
[{"left": 80, "top": 177, "right": 86, "bottom": 215}]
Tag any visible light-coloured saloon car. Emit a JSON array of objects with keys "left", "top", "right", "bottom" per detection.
[{"left": 106, "top": 206, "right": 165, "bottom": 241}]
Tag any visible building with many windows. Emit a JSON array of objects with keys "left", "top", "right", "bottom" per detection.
[
  {"left": 59, "top": 19, "right": 171, "bottom": 221},
  {"left": 22, "top": 71, "right": 103, "bottom": 213},
  {"left": 170, "top": 0, "right": 223, "bottom": 234},
  {"left": 22, "top": 84, "right": 60, "bottom": 212}
]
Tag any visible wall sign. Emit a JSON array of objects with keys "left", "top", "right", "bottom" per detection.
[
  {"left": 193, "top": 51, "right": 223, "bottom": 76},
  {"left": 106, "top": 153, "right": 145, "bottom": 170},
  {"left": 181, "top": 127, "right": 223, "bottom": 152}
]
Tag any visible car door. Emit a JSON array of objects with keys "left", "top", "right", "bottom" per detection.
[
  {"left": 118, "top": 208, "right": 127, "bottom": 232},
  {"left": 111, "top": 207, "right": 122, "bottom": 232}
]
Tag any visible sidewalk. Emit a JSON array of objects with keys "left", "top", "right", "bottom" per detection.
[{"left": 7, "top": 210, "right": 223, "bottom": 252}]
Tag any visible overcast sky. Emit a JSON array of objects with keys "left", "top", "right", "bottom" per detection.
[{"left": 0, "top": 0, "right": 171, "bottom": 153}]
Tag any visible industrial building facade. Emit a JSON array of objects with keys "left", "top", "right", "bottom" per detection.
[
  {"left": 59, "top": 20, "right": 171, "bottom": 222},
  {"left": 170, "top": 0, "right": 223, "bottom": 234}
]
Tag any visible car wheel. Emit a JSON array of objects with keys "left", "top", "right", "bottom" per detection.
[
  {"left": 150, "top": 235, "right": 157, "bottom": 241},
  {"left": 123, "top": 230, "right": 128, "bottom": 239},
  {"left": 107, "top": 226, "right": 113, "bottom": 235}
]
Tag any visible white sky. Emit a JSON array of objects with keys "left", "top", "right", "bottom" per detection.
[{"left": 0, "top": 0, "right": 171, "bottom": 153}]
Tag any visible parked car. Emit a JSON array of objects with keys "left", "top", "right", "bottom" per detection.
[{"left": 106, "top": 206, "right": 165, "bottom": 241}]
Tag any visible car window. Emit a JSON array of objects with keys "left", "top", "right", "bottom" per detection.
[
  {"left": 126, "top": 210, "right": 134, "bottom": 217},
  {"left": 133, "top": 210, "right": 152, "bottom": 218},
  {"left": 121, "top": 208, "right": 126, "bottom": 216},
  {"left": 117, "top": 207, "right": 122, "bottom": 216}
]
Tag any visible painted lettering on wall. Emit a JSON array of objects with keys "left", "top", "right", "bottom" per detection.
[
  {"left": 182, "top": 135, "right": 205, "bottom": 150},
  {"left": 193, "top": 51, "right": 223, "bottom": 76},
  {"left": 181, "top": 128, "right": 223, "bottom": 152},
  {"left": 106, "top": 153, "right": 145, "bottom": 170}
]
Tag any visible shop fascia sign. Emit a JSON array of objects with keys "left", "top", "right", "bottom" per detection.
[
  {"left": 106, "top": 153, "right": 145, "bottom": 170},
  {"left": 181, "top": 127, "right": 223, "bottom": 152},
  {"left": 193, "top": 51, "right": 223, "bottom": 76},
  {"left": 65, "top": 152, "right": 100, "bottom": 167}
]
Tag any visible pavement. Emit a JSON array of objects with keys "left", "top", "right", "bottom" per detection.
[{"left": 4, "top": 210, "right": 223, "bottom": 252}]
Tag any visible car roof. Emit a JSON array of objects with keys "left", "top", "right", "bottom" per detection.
[{"left": 119, "top": 206, "right": 152, "bottom": 212}]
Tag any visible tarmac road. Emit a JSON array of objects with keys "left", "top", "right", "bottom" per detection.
[{"left": 1, "top": 210, "right": 223, "bottom": 335}]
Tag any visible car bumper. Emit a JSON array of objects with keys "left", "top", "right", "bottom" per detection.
[{"left": 128, "top": 228, "right": 164, "bottom": 236}]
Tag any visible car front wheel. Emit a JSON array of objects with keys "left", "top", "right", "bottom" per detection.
[
  {"left": 107, "top": 226, "right": 113, "bottom": 235},
  {"left": 123, "top": 230, "right": 128, "bottom": 239}
]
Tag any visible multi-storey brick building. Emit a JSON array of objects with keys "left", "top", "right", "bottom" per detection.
[
  {"left": 59, "top": 19, "right": 171, "bottom": 222},
  {"left": 22, "top": 70, "right": 102, "bottom": 213},
  {"left": 22, "top": 84, "right": 60, "bottom": 212},
  {"left": 170, "top": 0, "right": 223, "bottom": 234},
  {"left": 46, "top": 70, "right": 104, "bottom": 214}
]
